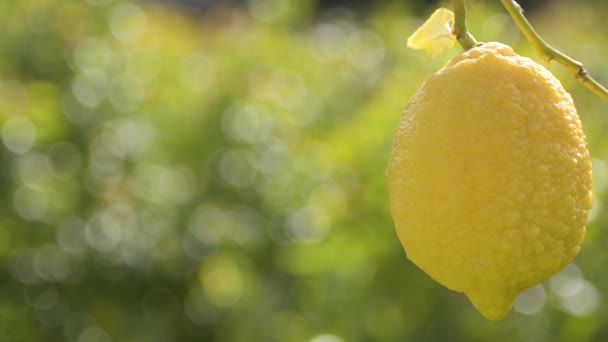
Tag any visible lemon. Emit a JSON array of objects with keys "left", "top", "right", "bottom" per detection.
[{"left": 387, "top": 42, "right": 592, "bottom": 320}]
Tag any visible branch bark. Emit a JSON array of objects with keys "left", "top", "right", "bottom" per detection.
[{"left": 500, "top": 0, "right": 608, "bottom": 102}]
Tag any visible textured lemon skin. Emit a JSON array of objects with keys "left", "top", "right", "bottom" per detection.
[{"left": 387, "top": 42, "right": 592, "bottom": 320}]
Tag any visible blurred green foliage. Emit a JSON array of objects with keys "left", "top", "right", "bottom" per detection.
[{"left": 1, "top": 0, "right": 608, "bottom": 341}]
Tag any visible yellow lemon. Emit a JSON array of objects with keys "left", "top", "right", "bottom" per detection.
[{"left": 387, "top": 42, "right": 592, "bottom": 320}]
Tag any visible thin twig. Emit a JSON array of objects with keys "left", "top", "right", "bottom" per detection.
[
  {"left": 453, "top": 0, "right": 478, "bottom": 50},
  {"left": 500, "top": 0, "right": 608, "bottom": 102}
]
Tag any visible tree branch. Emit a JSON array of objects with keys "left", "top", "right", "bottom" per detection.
[
  {"left": 500, "top": 0, "right": 608, "bottom": 102},
  {"left": 453, "top": 0, "right": 478, "bottom": 50}
]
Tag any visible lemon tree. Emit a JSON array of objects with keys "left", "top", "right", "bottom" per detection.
[{"left": 388, "top": 4, "right": 596, "bottom": 320}]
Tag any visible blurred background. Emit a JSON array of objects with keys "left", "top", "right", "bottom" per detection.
[{"left": 1, "top": 0, "right": 608, "bottom": 341}]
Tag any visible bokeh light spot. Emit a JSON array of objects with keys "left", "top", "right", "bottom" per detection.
[
  {"left": 253, "top": 137, "right": 287, "bottom": 174},
  {"left": 2, "top": 116, "right": 36, "bottom": 154},
  {"left": 11, "top": 249, "right": 39, "bottom": 284},
  {"left": 310, "top": 334, "right": 344, "bottom": 342},
  {"left": 222, "top": 104, "right": 273, "bottom": 144},
  {"left": 218, "top": 149, "right": 256, "bottom": 187},
  {"left": 33, "top": 245, "right": 72, "bottom": 281},
  {"left": 114, "top": 119, "right": 153, "bottom": 156},
  {"left": 188, "top": 203, "right": 229, "bottom": 246},
  {"left": 347, "top": 30, "right": 385, "bottom": 72},
  {"left": 549, "top": 264, "right": 600, "bottom": 317},
  {"left": 15, "top": 152, "right": 54, "bottom": 185},
  {"left": 132, "top": 164, "right": 196, "bottom": 205},
  {"left": 200, "top": 256, "right": 243, "bottom": 307},
  {"left": 108, "top": 73, "right": 146, "bottom": 111},
  {"left": 249, "top": 69, "right": 309, "bottom": 111},
  {"left": 513, "top": 284, "right": 546, "bottom": 315},
  {"left": 14, "top": 185, "right": 48, "bottom": 221},
  {"left": 559, "top": 281, "right": 600, "bottom": 317},
  {"left": 310, "top": 22, "right": 351, "bottom": 61},
  {"left": 56, "top": 217, "right": 87, "bottom": 255},
  {"left": 72, "top": 37, "right": 118, "bottom": 73},
  {"left": 549, "top": 264, "right": 584, "bottom": 297},
  {"left": 287, "top": 205, "right": 330, "bottom": 243},
  {"left": 77, "top": 326, "right": 113, "bottom": 342},
  {"left": 109, "top": 2, "right": 147, "bottom": 43},
  {"left": 309, "top": 183, "right": 347, "bottom": 220},
  {"left": 84, "top": 212, "right": 123, "bottom": 252},
  {"left": 71, "top": 69, "right": 108, "bottom": 108}
]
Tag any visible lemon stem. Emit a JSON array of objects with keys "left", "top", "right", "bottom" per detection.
[
  {"left": 453, "top": 0, "right": 478, "bottom": 50},
  {"left": 500, "top": 0, "right": 608, "bottom": 102}
]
